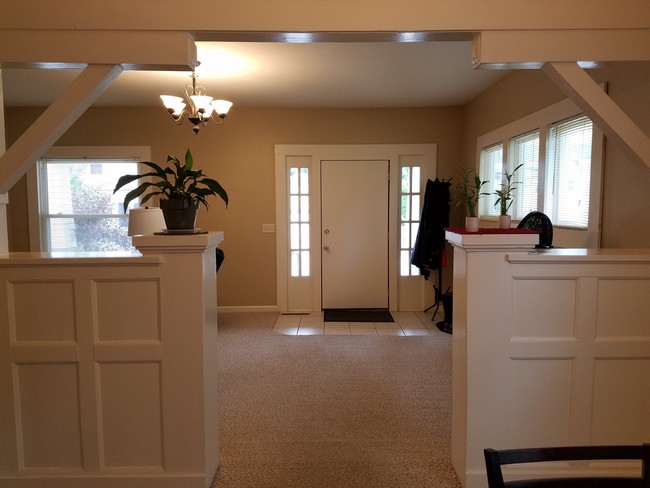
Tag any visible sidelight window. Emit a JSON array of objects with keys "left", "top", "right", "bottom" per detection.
[
  {"left": 288, "top": 166, "right": 310, "bottom": 277},
  {"left": 400, "top": 165, "right": 421, "bottom": 276}
]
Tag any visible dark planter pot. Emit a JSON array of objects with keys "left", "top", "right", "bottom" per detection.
[{"left": 159, "top": 199, "right": 198, "bottom": 230}]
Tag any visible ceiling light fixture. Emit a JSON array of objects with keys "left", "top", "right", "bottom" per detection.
[{"left": 160, "top": 72, "right": 233, "bottom": 135}]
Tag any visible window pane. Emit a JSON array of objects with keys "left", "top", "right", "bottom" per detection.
[
  {"left": 401, "top": 167, "right": 410, "bottom": 193},
  {"left": 411, "top": 194, "right": 420, "bottom": 221},
  {"left": 401, "top": 195, "right": 409, "bottom": 221},
  {"left": 300, "top": 195, "right": 309, "bottom": 222},
  {"left": 411, "top": 167, "right": 420, "bottom": 193},
  {"left": 40, "top": 158, "right": 139, "bottom": 252},
  {"left": 411, "top": 222, "right": 419, "bottom": 248},
  {"left": 45, "top": 160, "right": 138, "bottom": 215},
  {"left": 48, "top": 216, "right": 130, "bottom": 252},
  {"left": 300, "top": 251, "right": 310, "bottom": 277},
  {"left": 479, "top": 144, "right": 503, "bottom": 216},
  {"left": 299, "top": 168, "right": 309, "bottom": 194},
  {"left": 290, "top": 223, "right": 300, "bottom": 249},
  {"left": 509, "top": 130, "right": 539, "bottom": 219},
  {"left": 289, "top": 168, "right": 299, "bottom": 194},
  {"left": 546, "top": 115, "right": 592, "bottom": 228},
  {"left": 300, "top": 223, "right": 310, "bottom": 249},
  {"left": 400, "top": 222, "right": 410, "bottom": 248},
  {"left": 290, "top": 251, "right": 300, "bottom": 277},
  {"left": 290, "top": 195, "right": 299, "bottom": 222},
  {"left": 400, "top": 250, "right": 411, "bottom": 277}
]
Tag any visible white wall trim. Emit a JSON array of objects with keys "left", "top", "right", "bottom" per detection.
[{"left": 217, "top": 305, "right": 279, "bottom": 313}]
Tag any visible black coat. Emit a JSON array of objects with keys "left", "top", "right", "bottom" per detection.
[{"left": 410, "top": 178, "right": 451, "bottom": 278}]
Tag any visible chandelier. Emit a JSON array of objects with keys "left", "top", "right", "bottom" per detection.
[{"left": 160, "top": 72, "right": 233, "bottom": 135}]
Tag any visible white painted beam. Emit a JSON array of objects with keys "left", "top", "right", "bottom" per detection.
[
  {"left": 0, "top": 64, "right": 123, "bottom": 194},
  {"left": 472, "top": 29, "right": 650, "bottom": 69},
  {"left": 0, "top": 70, "right": 8, "bottom": 253},
  {"left": 543, "top": 61, "right": 650, "bottom": 172},
  {"left": 0, "top": 30, "right": 197, "bottom": 70}
]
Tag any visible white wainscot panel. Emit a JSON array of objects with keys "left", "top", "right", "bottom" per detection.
[
  {"left": 98, "top": 362, "right": 163, "bottom": 468},
  {"left": 596, "top": 279, "right": 650, "bottom": 338},
  {"left": 513, "top": 279, "right": 577, "bottom": 338},
  {"left": 510, "top": 359, "right": 574, "bottom": 447},
  {"left": 11, "top": 281, "right": 76, "bottom": 342},
  {"left": 592, "top": 358, "right": 650, "bottom": 444},
  {"left": 95, "top": 280, "right": 161, "bottom": 341},
  {"left": 16, "top": 363, "right": 83, "bottom": 469}
]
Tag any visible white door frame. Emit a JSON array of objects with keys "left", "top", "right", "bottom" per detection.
[{"left": 275, "top": 144, "right": 437, "bottom": 313}]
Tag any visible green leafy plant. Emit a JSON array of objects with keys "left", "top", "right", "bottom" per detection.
[
  {"left": 113, "top": 149, "right": 228, "bottom": 213},
  {"left": 493, "top": 164, "right": 523, "bottom": 216},
  {"left": 457, "top": 166, "right": 489, "bottom": 218}
]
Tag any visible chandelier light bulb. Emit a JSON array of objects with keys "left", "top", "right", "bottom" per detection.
[{"left": 212, "top": 99, "right": 233, "bottom": 118}]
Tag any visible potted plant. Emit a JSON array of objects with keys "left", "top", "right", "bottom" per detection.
[
  {"left": 113, "top": 149, "right": 228, "bottom": 231},
  {"left": 493, "top": 164, "right": 522, "bottom": 229},
  {"left": 457, "top": 166, "right": 489, "bottom": 232}
]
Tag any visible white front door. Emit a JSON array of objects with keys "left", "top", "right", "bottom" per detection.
[{"left": 321, "top": 160, "right": 389, "bottom": 309}]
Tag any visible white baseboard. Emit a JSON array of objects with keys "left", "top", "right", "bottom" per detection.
[{"left": 217, "top": 305, "right": 279, "bottom": 313}]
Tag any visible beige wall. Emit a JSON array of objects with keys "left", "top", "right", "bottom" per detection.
[
  {"left": 6, "top": 106, "right": 463, "bottom": 307},
  {"left": 461, "top": 62, "right": 650, "bottom": 248},
  {"left": 6, "top": 62, "right": 650, "bottom": 307}
]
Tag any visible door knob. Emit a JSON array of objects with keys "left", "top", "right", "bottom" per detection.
[
  {"left": 324, "top": 229, "right": 330, "bottom": 234},
  {"left": 323, "top": 245, "right": 330, "bottom": 251}
]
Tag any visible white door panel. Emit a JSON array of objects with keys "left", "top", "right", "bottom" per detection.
[{"left": 321, "top": 160, "right": 389, "bottom": 309}]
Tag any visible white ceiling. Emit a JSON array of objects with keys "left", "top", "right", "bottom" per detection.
[{"left": 2, "top": 41, "right": 507, "bottom": 108}]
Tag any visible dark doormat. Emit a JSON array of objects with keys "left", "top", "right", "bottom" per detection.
[{"left": 323, "top": 308, "right": 394, "bottom": 322}]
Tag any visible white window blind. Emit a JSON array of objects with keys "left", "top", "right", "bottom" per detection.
[
  {"left": 545, "top": 115, "right": 593, "bottom": 229},
  {"left": 478, "top": 143, "right": 503, "bottom": 216},
  {"left": 508, "top": 130, "right": 539, "bottom": 220}
]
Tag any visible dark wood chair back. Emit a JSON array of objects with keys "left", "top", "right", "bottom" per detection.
[{"left": 484, "top": 444, "right": 650, "bottom": 488}]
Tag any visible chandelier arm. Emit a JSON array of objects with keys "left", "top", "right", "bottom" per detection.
[
  {"left": 209, "top": 113, "right": 226, "bottom": 125},
  {"left": 169, "top": 111, "right": 188, "bottom": 125}
]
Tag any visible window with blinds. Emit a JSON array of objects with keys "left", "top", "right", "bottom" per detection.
[
  {"left": 477, "top": 112, "right": 594, "bottom": 230},
  {"left": 509, "top": 130, "right": 539, "bottom": 220},
  {"left": 478, "top": 143, "right": 503, "bottom": 216},
  {"left": 545, "top": 115, "right": 593, "bottom": 229}
]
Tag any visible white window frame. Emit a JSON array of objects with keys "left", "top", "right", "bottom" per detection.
[
  {"left": 477, "top": 98, "right": 604, "bottom": 248},
  {"left": 27, "top": 146, "right": 151, "bottom": 252}
]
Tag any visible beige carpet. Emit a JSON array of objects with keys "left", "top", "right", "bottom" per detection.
[{"left": 213, "top": 312, "right": 461, "bottom": 488}]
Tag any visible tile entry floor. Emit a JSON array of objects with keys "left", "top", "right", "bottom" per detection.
[{"left": 272, "top": 310, "right": 446, "bottom": 336}]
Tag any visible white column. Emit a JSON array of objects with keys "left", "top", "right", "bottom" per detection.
[
  {"left": 446, "top": 228, "right": 539, "bottom": 488},
  {"left": 133, "top": 231, "right": 224, "bottom": 486}
]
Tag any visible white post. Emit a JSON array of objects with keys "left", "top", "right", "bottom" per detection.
[{"left": 133, "top": 231, "right": 224, "bottom": 487}]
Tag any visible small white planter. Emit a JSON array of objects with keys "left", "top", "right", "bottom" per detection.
[
  {"left": 498, "top": 215, "right": 512, "bottom": 229},
  {"left": 465, "top": 216, "right": 480, "bottom": 232}
]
